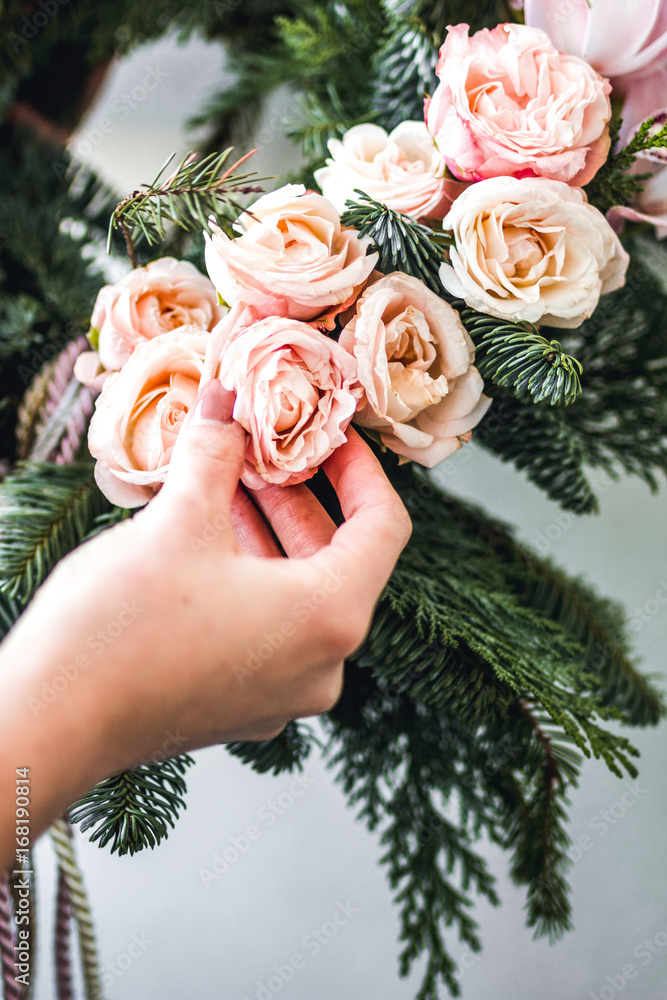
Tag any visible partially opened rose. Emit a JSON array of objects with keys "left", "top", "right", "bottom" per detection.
[
  {"left": 524, "top": 0, "right": 667, "bottom": 98},
  {"left": 440, "top": 177, "right": 629, "bottom": 327},
  {"left": 339, "top": 272, "right": 491, "bottom": 467},
  {"left": 204, "top": 184, "right": 377, "bottom": 330},
  {"left": 75, "top": 258, "right": 224, "bottom": 391},
  {"left": 313, "top": 121, "right": 465, "bottom": 220},
  {"left": 219, "top": 316, "right": 361, "bottom": 488},
  {"left": 425, "top": 23, "right": 612, "bottom": 186},
  {"left": 88, "top": 326, "right": 207, "bottom": 507}
]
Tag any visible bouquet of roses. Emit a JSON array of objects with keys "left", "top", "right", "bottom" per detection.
[
  {"left": 1, "top": 5, "right": 665, "bottom": 999},
  {"left": 77, "top": 18, "right": 657, "bottom": 512}
]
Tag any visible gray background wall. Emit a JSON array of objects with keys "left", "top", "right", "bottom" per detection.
[{"left": 32, "top": 35, "right": 667, "bottom": 1000}]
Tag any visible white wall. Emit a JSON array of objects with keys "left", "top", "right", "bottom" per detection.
[{"left": 31, "top": 35, "right": 667, "bottom": 1000}]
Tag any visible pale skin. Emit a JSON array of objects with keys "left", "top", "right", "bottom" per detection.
[{"left": 0, "top": 381, "right": 411, "bottom": 871}]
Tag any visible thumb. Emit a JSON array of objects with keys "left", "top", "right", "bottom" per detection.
[{"left": 159, "top": 379, "right": 247, "bottom": 518}]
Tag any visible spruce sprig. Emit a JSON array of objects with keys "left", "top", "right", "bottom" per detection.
[
  {"left": 69, "top": 756, "right": 195, "bottom": 856},
  {"left": 107, "top": 148, "right": 264, "bottom": 265},
  {"left": 341, "top": 191, "right": 448, "bottom": 293},
  {"left": 459, "top": 307, "right": 583, "bottom": 406},
  {"left": 0, "top": 463, "right": 110, "bottom": 602}
]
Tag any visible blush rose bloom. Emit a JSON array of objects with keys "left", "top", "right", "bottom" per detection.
[
  {"left": 88, "top": 326, "right": 207, "bottom": 507},
  {"left": 219, "top": 316, "right": 361, "bottom": 488},
  {"left": 524, "top": 0, "right": 667, "bottom": 104},
  {"left": 313, "top": 121, "right": 465, "bottom": 220},
  {"left": 75, "top": 258, "right": 224, "bottom": 391},
  {"left": 440, "top": 177, "right": 629, "bottom": 327},
  {"left": 204, "top": 184, "right": 377, "bottom": 330},
  {"left": 339, "top": 272, "right": 491, "bottom": 466},
  {"left": 425, "top": 23, "right": 612, "bottom": 186}
]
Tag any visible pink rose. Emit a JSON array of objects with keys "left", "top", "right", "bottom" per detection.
[
  {"left": 313, "top": 121, "right": 466, "bottom": 220},
  {"left": 339, "top": 272, "right": 491, "bottom": 467},
  {"left": 440, "top": 177, "right": 629, "bottom": 327},
  {"left": 425, "top": 23, "right": 612, "bottom": 186},
  {"left": 204, "top": 184, "right": 377, "bottom": 331},
  {"left": 88, "top": 326, "right": 207, "bottom": 507},
  {"left": 524, "top": 0, "right": 667, "bottom": 96},
  {"left": 219, "top": 316, "right": 361, "bottom": 488},
  {"left": 75, "top": 258, "right": 223, "bottom": 391}
]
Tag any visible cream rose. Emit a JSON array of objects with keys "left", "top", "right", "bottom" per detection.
[
  {"left": 88, "top": 326, "right": 207, "bottom": 507},
  {"left": 339, "top": 272, "right": 491, "bottom": 467},
  {"left": 204, "top": 184, "right": 377, "bottom": 330},
  {"left": 313, "top": 121, "right": 465, "bottom": 220},
  {"left": 440, "top": 177, "right": 629, "bottom": 327},
  {"left": 425, "top": 23, "right": 612, "bottom": 186},
  {"left": 75, "top": 257, "right": 224, "bottom": 390},
  {"left": 219, "top": 316, "right": 361, "bottom": 488}
]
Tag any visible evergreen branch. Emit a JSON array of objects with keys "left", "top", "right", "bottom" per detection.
[
  {"left": 459, "top": 306, "right": 583, "bottom": 406},
  {"left": 585, "top": 116, "right": 667, "bottom": 215},
  {"left": 341, "top": 192, "right": 448, "bottom": 293},
  {"left": 475, "top": 393, "right": 598, "bottom": 514},
  {"left": 227, "top": 722, "right": 317, "bottom": 775},
  {"left": 0, "top": 464, "right": 110, "bottom": 602},
  {"left": 107, "top": 149, "right": 265, "bottom": 260},
  {"left": 69, "top": 756, "right": 195, "bottom": 857},
  {"left": 371, "top": 16, "right": 440, "bottom": 130},
  {"left": 287, "top": 87, "right": 378, "bottom": 161}
]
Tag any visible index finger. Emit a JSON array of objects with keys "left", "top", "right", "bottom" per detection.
[{"left": 309, "top": 429, "right": 412, "bottom": 599}]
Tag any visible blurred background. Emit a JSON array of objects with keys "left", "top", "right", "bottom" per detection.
[{"left": 28, "top": 33, "right": 667, "bottom": 1000}]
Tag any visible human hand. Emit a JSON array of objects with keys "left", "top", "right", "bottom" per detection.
[{"left": 0, "top": 380, "right": 411, "bottom": 860}]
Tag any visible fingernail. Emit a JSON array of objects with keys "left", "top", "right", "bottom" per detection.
[{"left": 191, "top": 379, "right": 235, "bottom": 425}]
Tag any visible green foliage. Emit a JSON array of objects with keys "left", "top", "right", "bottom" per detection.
[
  {"left": 227, "top": 722, "right": 317, "bottom": 775},
  {"left": 69, "top": 756, "right": 195, "bottom": 856},
  {"left": 0, "top": 463, "right": 110, "bottom": 602},
  {"left": 476, "top": 392, "right": 599, "bottom": 514},
  {"left": 341, "top": 192, "right": 448, "bottom": 292},
  {"left": 287, "top": 87, "right": 379, "bottom": 161},
  {"left": 371, "top": 15, "right": 440, "bottom": 131},
  {"left": 460, "top": 306, "right": 583, "bottom": 406},
  {"left": 323, "top": 464, "right": 660, "bottom": 996},
  {"left": 108, "top": 149, "right": 264, "bottom": 262},
  {"left": 585, "top": 116, "right": 667, "bottom": 215}
]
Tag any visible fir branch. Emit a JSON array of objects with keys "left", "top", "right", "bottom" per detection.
[
  {"left": 460, "top": 307, "right": 583, "bottom": 406},
  {"left": 107, "top": 149, "right": 264, "bottom": 260},
  {"left": 476, "top": 393, "right": 598, "bottom": 513},
  {"left": 69, "top": 756, "right": 195, "bottom": 857},
  {"left": 287, "top": 87, "right": 378, "bottom": 161},
  {"left": 371, "top": 16, "right": 440, "bottom": 130},
  {"left": 0, "top": 463, "right": 110, "bottom": 602},
  {"left": 341, "top": 192, "right": 448, "bottom": 293},
  {"left": 370, "top": 462, "right": 642, "bottom": 775},
  {"left": 502, "top": 544, "right": 665, "bottom": 726},
  {"left": 548, "top": 251, "right": 667, "bottom": 490},
  {"left": 227, "top": 722, "right": 317, "bottom": 775},
  {"left": 507, "top": 703, "right": 574, "bottom": 940},
  {"left": 585, "top": 116, "right": 667, "bottom": 215}
]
